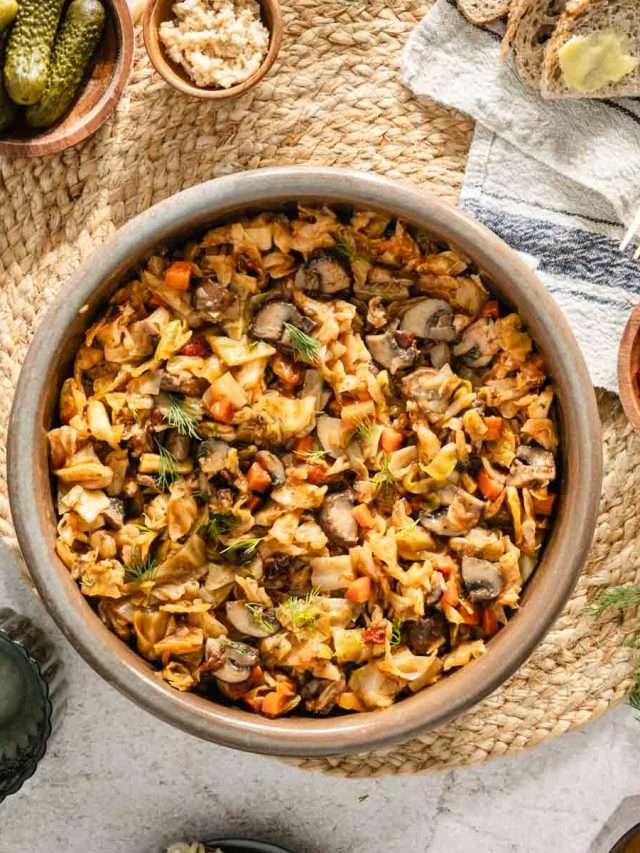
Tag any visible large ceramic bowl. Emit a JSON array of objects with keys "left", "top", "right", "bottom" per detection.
[{"left": 8, "top": 167, "right": 602, "bottom": 757}]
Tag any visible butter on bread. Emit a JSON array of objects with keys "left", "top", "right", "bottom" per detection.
[
  {"left": 541, "top": 0, "right": 640, "bottom": 99},
  {"left": 501, "top": 0, "right": 567, "bottom": 91}
]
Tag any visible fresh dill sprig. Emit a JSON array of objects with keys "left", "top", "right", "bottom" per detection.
[
  {"left": 396, "top": 520, "right": 418, "bottom": 538},
  {"left": 283, "top": 323, "right": 321, "bottom": 365},
  {"left": 80, "top": 573, "right": 95, "bottom": 589},
  {"left": 390, "top": 619, "right": 403, "bottom": 647},
  {"left": 124, "top": 551, "right": 158, "bottom": 582},
  {"left": 279, "top": 589, "right": 321, "bottom": 633},
  {"left": 585, "top": 585, "right": 640, "bottom": 716},
  {"left": 583, "top": 586, "right": 640, "bottom": 620},
  {"left": 156, "top": 442, "right": 179, "bottom": 491},
  {"left": 295, "top": 448, "right": 330, "bottom": 462},
  {"left": 246, "top": 603, "right": 278, "bottom": 633},
  {"left": 334, "top": 235, "right": 369, "bottom": 264},
  {"left": 353, "top": 418, "right": 377, "bottom": 443},
  {"left": 371, "top": 455, "right": 397, "bottom": 492},
  {"left": 164, "top": 395, "right": 202, "bottom": 439},
  {"left": 202, "top": 511, "right": 239, "bottom": 540},
  {"left": 220, "top": 536, "right": 263, "bottom": 560}
]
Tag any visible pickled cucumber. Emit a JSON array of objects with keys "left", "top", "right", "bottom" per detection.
[
  {"left": 26, "top": 0, "right": 106, "bottom": 129},
  {"left": 0, "top": 33, "right": 16, "bottom": 131},
  {"left": 4, "top": 0, "right": 66, "bottom": 105},
  {"left": 0, "top": 0, "right": 18, "bottom": 36}
]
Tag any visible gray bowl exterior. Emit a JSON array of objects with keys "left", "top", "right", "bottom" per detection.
[{"left": 7, "top": 167, "right": 602, "bottom": 758}]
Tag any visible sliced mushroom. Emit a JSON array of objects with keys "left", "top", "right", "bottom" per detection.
[
  {"left": 103, "top": 497, "right": 125, "bottom": 530},
  {"left": 207, "top": 638, "right": 260, "bottom": 683},
  {"left": 452, "top": 318, "right": 498, "bottom": 368},
  {"left": 302, "top": 676, "right": 347, "bottom": 715},
  {"left": 194, "top": 280, "right": 230, "bottom": 319},
  {"left": 316, "top": 415, "right": 344, "bottom": 459},
  {"left": 197, "top": 439, "right": 230, "bottom": 476},
  {"left": 251, "top": 301, "right": 314, "bottom": 345},
  {"left": 366, "top": 331, "right": 418, "bottom": 375},
  {"left": 401, "top": 299, "right": 456, "bottom": 342},
  {"left": 226, "top": 601, "right": 280, "bottom": 638},
  {"left": 255, "top": 450, "right": 286, "bottom": 486},
  {"left": 461, "top": 556, "right": 503, "bottom": 603},
  {"left": 402, "top": 612, "right": 446, "bottom": 654},
  {"left": 429, "top": 342, "right": 450, "bottom": 370},
  {"left": 295, "top": 253, "right": 351, "bottom": 294},
  {"left": 159, "top": 372, "right": 208, "bottom": 397},
  {"left": 507, "top": 445, "right": 556, "bottom": 487},
  {"left": 421, "top": 489, "right": 484, "bottom": 537},
  {"left": 165, "top": 428, "right": 190, "bottom": 462},
  {"left": 319, "top": 490, "right": 359, "bottom": 549}
]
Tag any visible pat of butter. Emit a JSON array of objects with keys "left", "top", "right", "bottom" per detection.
[{"left": 559, "top": 31, "right": 638, "bottom": 93}]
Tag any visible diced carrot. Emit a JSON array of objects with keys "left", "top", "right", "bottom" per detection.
[
  {"left": 483, "top": 416, "right": 503, "bottom": 442},
  {"left": 307, "top": 463, "right": 327, "bottom": 485},
  {"left": 243, "top": 694, "right": 264, "bottom": 713},
  {"left": 346, "top": 576, "right": 372, "bottom": 604},
  {"left": 293, "top": 435, "right": 314, "bottom": 454},
  {"left": 477, "top": 467, "right": 503, "bottom": 501},
  {"left": 352, "top": 503, "right": 375, "bottom": 529},
  {"left": 209, "top": 399, "right": 235, "bottom": 424},
  {"left": 246, "top": 495, "right": 262, "bottom": 512},
  {"left": 442, "top": 577, "right": 459, "bottom": 607},
  {"left": 459, "top": 603, "right": 480, "bottom": 626},
  {"left": 480, "top": 300, "right": 500, "bottom": 319},
  {"left": 380, "top": 427, "right": 403, "bottom": 454},
  {"left": 272, "top": 353, "right": 303, "bottom": 386},
  {"left": 482, "top": 606, "right": 498, "bottom": 635},
  {"left": 179, "top": 335, "right": 211, "bottom": 357},
  {"left": 164, "top": 260, "right": 192, "bottom": 291},
  {"left": 247, "top": 462, "right": 272, "bottom": 492},
  {"left": 262, "top": 681, "right": 295, "bottom": 718},
  {"left": 533, "top": 494, "right": 556, "bottom": 516}
]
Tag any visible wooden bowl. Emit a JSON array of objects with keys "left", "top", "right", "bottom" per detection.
[
  {"left": 618, "top": 304, "right": 640, "bottom": 429},
  {"left": 0, "top": 0, "right": 134, "bottom": 158},
  {"left": 143, "top": 0, "right": 282, "bottom": 100},
  {"left": 7, "top": 168, "right": 602, "bottom": 758}
]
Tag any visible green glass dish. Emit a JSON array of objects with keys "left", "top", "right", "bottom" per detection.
[{"left": 0, "top": 608, "right": 63, "bottom": 803}]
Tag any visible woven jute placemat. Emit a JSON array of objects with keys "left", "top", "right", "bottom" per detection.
[{"left": 0, "top": 0, "right": 637, "bottom": 778}]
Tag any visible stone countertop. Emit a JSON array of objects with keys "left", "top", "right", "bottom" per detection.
[{"left": 1, "top": 539, "right": 638, "bottom": 853}]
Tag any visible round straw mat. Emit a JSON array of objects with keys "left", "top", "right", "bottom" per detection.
[{"left": 0, "top": 0, "right": 637, "bottom": 778}]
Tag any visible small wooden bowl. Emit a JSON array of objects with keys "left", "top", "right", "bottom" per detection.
[
  {"left": 0, "top": 0, "right": 134, "bottom": 158},
  {"left": 143, "top": 0, "right": 282, "bottom": 100},
  {"left": 618, "top": 304, "right": 640, "bottom": 429}
]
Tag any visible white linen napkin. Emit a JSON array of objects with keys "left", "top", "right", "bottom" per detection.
[{"left": 401, "top": 0, "right": 640, "bottom": 392}]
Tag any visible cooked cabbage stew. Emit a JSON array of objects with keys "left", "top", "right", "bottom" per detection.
[{"left": 48, "top": 205, "right": 558, "bottom": 717}]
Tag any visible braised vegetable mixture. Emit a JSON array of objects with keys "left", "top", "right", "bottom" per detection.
[{"left": 48, "top": 205, "right": 559, "bottom": 717}]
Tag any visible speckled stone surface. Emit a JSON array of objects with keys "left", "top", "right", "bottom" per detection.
[{"left": 1, "top": 538, "right": 637, "bottom": 853}]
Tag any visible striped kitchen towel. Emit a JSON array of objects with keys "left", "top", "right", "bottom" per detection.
[{"left": 401, "top": 0, "right": 640, "bottom": 392}]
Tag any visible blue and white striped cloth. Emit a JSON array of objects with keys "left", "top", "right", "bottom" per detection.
[{"left": 402, "top": 0, "right": 640, "bottom": 392}]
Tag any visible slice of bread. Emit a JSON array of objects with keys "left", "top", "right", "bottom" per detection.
[
  {"left": 457, "top": 0, "right": 511, "bottom": 26},
  {"left": 501, "top": 0, "right": 567, "bottom": 90},
  {"left": 541, "top": 0, "right": 640, "bottom": 99}
]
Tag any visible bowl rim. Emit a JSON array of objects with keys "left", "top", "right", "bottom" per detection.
[
  {"left": 7, "top": 166, "right": 602, "bottom": 757},
  {"left": 142, "top": 0, "right": 283, "bottom": 101},
  {"left": 617, "top": 303, "right": 640, "bottom": 431},
  {"left": 0, "top": 0, "right": 134, "bottom": 158}
]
